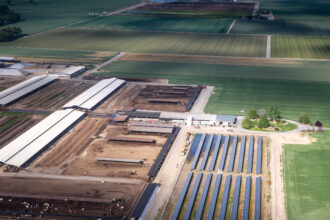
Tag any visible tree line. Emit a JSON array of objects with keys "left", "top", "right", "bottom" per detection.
[{"left": 0, "top": 5, "right": 22, "bottom": 42}]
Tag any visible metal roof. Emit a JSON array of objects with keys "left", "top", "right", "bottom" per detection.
[
  {"left": 0, "top": 75, "right": 56, "bottom": 105},
  {"left": 159, "top": 112, "right": 237, "bottom": 123},
  {"left": 0, "top": 109, "right": 85, "bottom": 167},
  {"left": 63, "top": 78, "right": 125, "bottom": 110},
  {"left": 0, "top": 68, "right": 28, "bottom": 76}
]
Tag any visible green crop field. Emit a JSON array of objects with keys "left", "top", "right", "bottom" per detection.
[
  {"left": 230, "top": 20, "right": 330, "bottom": 36},
  {"left": 0, "top": 46, "right": 114, "bottom": 64},
  {"left": 95, "top": 59, "right": 330, "bottom": 126},
  {"left": 272, "top": 36, "right": 330, "bottom": 59},
  {"left": 7, "top": 29, "right": 266, "bottom": 57},
  {"left": 284, "top": 131, "right": 330, "bottom": 220},
  {"left": 0, "top": 0, "right": 141, "bottom": 35},
  {"left": 71, "top": 14, "right": 233, "bottom": 34},
  {"left": 260, "top": 0, "right": 330, "bottom": 21}
]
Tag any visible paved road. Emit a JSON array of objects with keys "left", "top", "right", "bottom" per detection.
[
  {"left": 85, "top": 52, "right": 126, "bottom": 75},
  {"left": 190, "top": 86, "right": 214, "bottom": 114}
]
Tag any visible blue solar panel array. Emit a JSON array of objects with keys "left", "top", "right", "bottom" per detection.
[
  {"left": 227, "top": 136, "right": 238, "bottom": 172},
  {"left": 237, "top": 136, "right": 246, "bottom": 173},
  {"left": 190, "top": 134, "right": 206, "bottom": 170},
  {"left": 188, "top": 134, "right": 202, "bottom": 160},
  {"left": 171, "top": 172, "right": 193, "bottom": 220},
  {"left": 243, "top": 176, "right": 252, "bottom": 220},
  {"left": 195, "top": 173, "right": 212, "bottom": 220},
  {"left": 183, "top": 173, "right": 203, "bottom": 220},
  {"left": 219, "top": 175, "right": 232, "bottom": 220},
  {"left": 218, "top": 135, "right": 230, "bottom": 171},
  {"left": 246, "top": 136, "right": 254, "bottom": 174},
  {"left": 208, "top": 135, "right": 222, "bottom": 171},
  {"left": 207, "top": 174, "right": 222, "bottom": 220},
  {"left": 230, "top": 175, "right": 242, "bottom": 220},
  {"left": 255, "top": 177, "right": 262, "bottom": 220},
  {"left": 199, "top": 134, "right": 214, "bottom": 170},
  {"left": 256, "top": 137, "right": 263, "bottom": 175}
]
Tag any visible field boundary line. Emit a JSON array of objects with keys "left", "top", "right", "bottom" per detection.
[
  {"left": 226, "top": 19, "right": 237, "bottom": 35},
  {"left": 266, "top": 35, "right": 272, "bottom": 58},
  {"left": 20, "top": 2, "right": 147, "bottom": 39}
]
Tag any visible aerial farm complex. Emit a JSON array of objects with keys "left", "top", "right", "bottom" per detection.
[{"left": 0, "top": 0, "right": 329, "bottom": 220}]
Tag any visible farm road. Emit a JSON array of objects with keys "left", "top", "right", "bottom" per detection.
[
  {"left": 190, "top": 86, "right": 214, "bottom": 114},
  {"left": 85, "top": 52, "right": 126, "bottom": 75}
]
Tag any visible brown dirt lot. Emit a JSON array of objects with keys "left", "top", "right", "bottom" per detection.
[
  {"left": 0, "top": 114, "right": 45, "bottom": 148},
  {"left": 0, "top": 76, "right": 27, "bottom": 91},
  {"left": 94, "top": 82, "right": 196, "bottom": 113},
  {"left": 121, "top": 53, "right": 300, "bottom": 67},
  {"left": 32, "top": 117, "right": 168, "bottom": 181},
  {"left": 0, "top": 176, "right": 145, "bottom": 218},
  {"left": 10, "top": 79, "right": 95, "bottom": 111}
]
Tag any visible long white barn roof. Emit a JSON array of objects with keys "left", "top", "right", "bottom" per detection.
[
  {"left": 0, "top": 109, "right": 86, "bottom": 167},
  {"left": 0, "top": 75, "right": 56, "bottom": 105},
  {"left": 63, "top": 78, "right": 125, "bottom": 110}
]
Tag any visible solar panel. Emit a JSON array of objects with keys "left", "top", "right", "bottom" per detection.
[
  {"left": 183, "top": 173, "right": 203, "bottom": 220},
  {"left": 227, "top": 136, "right": 238, "bottom": 172},
  {"left": 218, "top": 136, "right": 230, "bottom": 171},
  {"left": 171, "top": 172, "right": 193, "bottom": 220},
  {"left": 237, "top": 136, "right": 246, "bottom": 173},
  {"left": 199, "top": 134, "right": 214, "bottom": 170},
  {"left": 243, "top": 176, "right": 252, "bottom": 220},
  {"left": 206, "top": 174, "right": 222, "bottom": 220},
  {"left": 195, "top": 173, "right": 212, "bottom": 220},
  {"left": 256, "top": 137, "right": 263, "bottom": 174},
  {"left": 208, "top": 135, "right": 222, "bottom": 171},
  {"left": 230, "top": 175, "right": 242, "bottom": 220},
  {"left": 247, "top": 136, "right": 254, "bottom": 174},
  {"left": 254, "top": 177, "right": 262, "bottom": 220},
  {"left": 219, "top": 175, "right": 232, "bottom": 220},
  {"left": 190, "top": 134, "right": 206, "bottom": 170}
]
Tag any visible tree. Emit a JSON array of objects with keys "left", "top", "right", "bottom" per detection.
[
  {"left": 299, "top": 114, "right": 310, "bottom": 124},
  {"left": 258, "top": 116, "right": 270, "bottom": 128},
  {"left": 246, "top": 109, "right": 257, "bottom": 119},
  {"left": 242, "top": 118, "right": 252, "bottom": 129},
  {"left": 0, "top": 27, "right": 22, "bottom": 42},
  {"left": 257, "top": 109, "right": 266, "bottom": 119},
  {"left": 269, "top": 106, "right": 281, "bottom": 121}
]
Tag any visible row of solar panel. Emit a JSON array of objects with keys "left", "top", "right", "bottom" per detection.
[
  {"left": 189, "top": 134, "right": 263, "bottom": 174},
  {"left": 172, "top": 173, "right": 262, "bottom": 220}
]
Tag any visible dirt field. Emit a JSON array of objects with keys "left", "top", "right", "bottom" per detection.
[
  {"left": 0, "top": 175, "right": 145, "bottom": 218},
  {"left": 0, "top": 76, "right": 27, "bottom": 92},
  {"left": 138, "top": 2, "right": 255, "bottom": 12},
  {"left": 32, "top": 117, "right": 168, "bottom": 181},
  {"left": 0, "top": 114, "right": 45, "bottom": 148},
  {"left": 120, "top": 52, "right": 300, "bottom": 67},
  {"left": 94, "top": 82, "right": 197, "bottom": 113},
  {"left": 10, "top": 79, "right": 95, "bottom": 111}
]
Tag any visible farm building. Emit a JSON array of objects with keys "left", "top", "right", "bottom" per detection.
[
  {"left": 50, "top": 66, "right": 86, "bottom": 78},
  {"left": 0, "top": 75, "right": 57, "bottom": 105},
  {"left": 0, "top": 109, "right": 86, "bottom": 167},
  {"left": 159, "top": 112, "right": 237, "bottom": 126},
  {"left": 63, "top": 78, "right": 126, "bottom": 110}
]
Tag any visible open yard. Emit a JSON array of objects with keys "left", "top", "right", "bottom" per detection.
[
  {"left": 283, "top": 131, "right": 330, "bottom": 220},
  {"left": 72, "top": 14, "right": 233, "bottom": 34},
  {"left": 271, "top": 36, "right": 330, "bottom": 59},
  {"left": 95, "top": 59, "right": 330, "bottom": 126},
  {"left": 7, "top": 29, "right": 267, "bottom": 57},
  {"left": 1, "top": 0, "right": 141, "bottom": 35}
]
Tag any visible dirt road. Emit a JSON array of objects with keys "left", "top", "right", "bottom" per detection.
[{"left": 84, "top": 52, "right": 126, "bottom": 75}]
